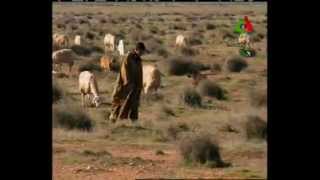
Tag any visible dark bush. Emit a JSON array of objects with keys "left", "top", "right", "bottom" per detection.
[
  {"left": 173, "top": 24, "right": 187, "bottom": 31},
  {"left": 212, "top": 63, "right": 222, "bottom": 72},
  {"left": 100, "top": 18, "right": 107, "bottom": 24},
  {"left": 53, "top": 105, "right": 94, "bottom": 131},
  {"left": 57, "top": 23, "right": 66, "bottom": 29},
  {"left": 225, "top": 57, "right": 248, "bottom": 72},
  {"left": 180, "top": 47, "right": 199, "bottom": 56},
  {"left": 90, "top": 46, "right": 104, "bottom": 54},
  {"left": 198, "top": 80, "right": 226, "bottom": 100},
  {"left": 246, "top": 115, "right": 267, "bottom": 140},
  {"left": 157, "top": 48, "right": 169, "bottom": 58},
  {"left": 135, "top": 24, "right": 143, "bottom": 29},
  {"left": 149, "top": 26, "right": 159, "bottom": 34},
  {"left": 206, "top": 23, "right": 216, "bottom": 30},
  {"left": 189, "top": 38, "right": 202, "bottom": 46},
  {"left": 158, "top": 17, "right": 165, "bottom": 22},
  {"left": 166, "top": 57, "right": 206, "bottom": 76},
  {"left": 71, "top": 45, "right": 91, "bottom": 56},
  {"left": 78, "top": 61, "right": 102, "bottom": 72},
  {"left": 86, "top": 32, "right": 95, "bottom": 40},
  {"left": 71, "top": 25, "right": 78, "bottom": 30},
  {"left": 52, "top": 82, "right": 64, "bottom": 103},
  {"left": 166, "top": 57, "right": 193, "bottom": 76},
  {"left": 79, "top": 18, "right": 89, "bottom": 24},
  {"left": 181, "top": 88, "right": 202, "bottom": 107},
  {"left": 155, "top": 150, "right": 165, "bottom": 155},
  {"left": 179, "top": 133, "right": 230, "bottom": 168},
  {"left": 118, "top": 16, "right": 127, "bottom": 22},
  {"left": 111, "top": 19, "right": 118, "bottom": 24}
]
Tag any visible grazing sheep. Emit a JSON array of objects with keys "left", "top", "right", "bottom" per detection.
[
  {"left": 79, "top": 71, "right": 101, "bottom": 108},
  {"left": 74, "top": 35, "right": 81, "bottom": 45},
  {"left": 104, "top": 33, "right": 115, "bottom": 53},
  {"left": 117, "top": 39, "right": 125, "bottom": 56},
  {"left": 53, "top": 33, "right": 69, "bottom": 50},
  {"left": 175, "top": 34, "right": 186, "bottom": 48},
  {"left": 143, "top": 64, "right": 163, "bottom": 95},
  {"left": 100, "top": 54, "right": 116, "bottom": 72},
  {"left": 52, "top": 49, "right": 77, "bottom": 75}
]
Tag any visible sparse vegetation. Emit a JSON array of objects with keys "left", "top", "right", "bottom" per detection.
[
  {"left": 78, "top": 61, "right": 102, "bottom": 72},
  {"left": 198, "top": 80, "right": 227, "bottom": 100},
  {"left": 155, "top": 150, "right": 165, "bottom": 155},
  {"left": 71, "top": 45, "right": 91, "bottom": 56},
  {"left": 166, "top": 57, "right": 193, "bottom": 75},
  {"left": 180, "top": 47, "right": 199, "bottom": 56},
  {"left": 181, "top": 87, "right": 202, "bottom": 107},
  {"left": 246, "top": 115, "right": 267, "bottom": 140},
  {"left": 206, "top": 23, "right": 216, "bottom": 30},
  {"left": 157, "top": 48, "right": 169, "bottom": 58},
  {"left": 53, "top": 4, "right": 267, "bottom": 178},
  {"left": 167, "top": 122, "right": 190, "bottom": 140},
  {"left": 189, "top": 38, "right": 202, "bottom": 46},
  {"left": 53, "top": 81, "right": 64, "bottom": 103},
  {"left": 179, "top": 133, "right": 230, "bottom": 168},
  {"left": 212, "top": 63, "right": 222, "bottom": 72},
  {"left": 53, "top": 104, "right": 94, "bottom": 131},
  {"left": 225, "top": 57, "right": 248, "bottom": 72}
]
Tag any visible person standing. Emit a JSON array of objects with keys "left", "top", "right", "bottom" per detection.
[{"left": 109, "top": 42, "right": 149, "bottom": 126}]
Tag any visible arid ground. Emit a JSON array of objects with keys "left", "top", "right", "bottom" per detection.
[{"left": 53, "top": 3, "right": 267, "bottom": 180}]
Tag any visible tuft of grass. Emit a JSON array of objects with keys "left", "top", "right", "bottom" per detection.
[
  {"left": 181, "top": 87, "right": 202, "bottom": 107},
  {"left": 78, "top": 61, "right": 102, "bottom": 72},
  {"left": 179, "top": 133, "right": 230, "bottom": 168},
  {"left": 53, "top": 104, "right": 94, "bottom": 131},
  {"left": 180, "top": 47, "right": 199, "bottom": 56},
  {"left": 149, "top": 26, "right": 159, "bottom": 34},
  {"left": 167, "top": 122, "right": 190, "bottom": 141},
  {"left": 206, "top": 23, "right": 216, "bottom": 30},
  {"left": 82, "top": 150, "right": 112, "bottom": 157},
  {"left": 173, "top": 24, "right": 187, "bottom": 31},
  {"left": 166, "top": 57, "right": 193, "bottom": 76},
  {"left": 165, "top": 57, "right": 206, "bottom": 76},
  {"left": 246, "top": 115, "right": 267, "bottom": 140},
  {"left": 211, "top": 63, "right": 222, "bottom": 72},
  {"left": 52, "top": 81, "right": 64, "bottom": 103},
  {"left": 198, "top": 80, "right": 227, "bottom": 100},
  {"left": 189, "top": 38, "right": 202, "bottom": 46},
  {"left": 225, "top": 56, "right": 248, "bottom": 72},
  {"left": 85, "top": 32, "right": 95, "bottom": 40},
  {"left": 155, "top": 150, "right": 165, "bottom": 156},
  {"left": 157, "top": 48, "right": 169, "bottom": 58},
  {"left": 71, "top": 45, "right": 91, "bottom": 56}
]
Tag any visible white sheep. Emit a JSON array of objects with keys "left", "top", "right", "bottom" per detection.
[{"left": 79, "top": 71, "right": 101, "bottom": 108}]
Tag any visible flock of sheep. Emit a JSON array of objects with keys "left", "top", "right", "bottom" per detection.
[
  {"left": 53, "top": 31, "right": 250, "bottom": 108},
  {"left": 52, "top": 33, "right": 171, "bottom": 108}
]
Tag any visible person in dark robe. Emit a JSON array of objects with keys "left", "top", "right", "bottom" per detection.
[{"left": 109, "top": 42, "right": 149, "bottom": 125}]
